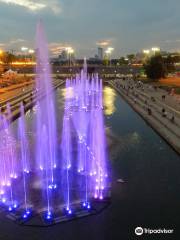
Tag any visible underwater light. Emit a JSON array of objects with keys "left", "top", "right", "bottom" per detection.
[
  {"left": 67, "top": 164, "right": 71, "bottom": 169},
  {"left": 45, "top": 211, "right": 53, "bottom": 221},
  {"left": 99, "top": 195, "right": 103, "bottom": 200},
  {"left": 94, "top": 194, "right": 98, "bottom": 199},
  {"left": 13, "top": 203, "right": 18, "bottom": 209},
  {"left": 8, "top": 206, "right": 13, "bottom": 212},
  {"left": 22, "top": 210, "right": 31, "bottom": 219},
  {"left": 23, "top": 213, "right": 28, "bottom": 219},
  {"left": 0, "top": 190, "right": 4, "bottom": 195},
  {"left": 82, "top": 202, "right": 91, "bottom": 210},
  {"left": 65, "top": 206, "right": 72, "bottom": 215},
  {"left": 6, "top": 182, "right": 11, "bottom": 187},
  {"left": 10, "top": 174, "right": 17, "bottom": 179},
  {"left": 68, "top": 209, "right": 72, "bottom": 215},
  {"left": 2, "top": 198, "right": 6, "bottom": 203},
  {"left": 48, "top": 184, "right": 57, "bottom": 190}
]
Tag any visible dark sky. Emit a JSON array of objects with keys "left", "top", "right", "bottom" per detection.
[{"left": 0, "top": 0, "right": 180, "bottom": 57}]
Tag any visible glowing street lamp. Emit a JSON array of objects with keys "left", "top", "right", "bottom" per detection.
[
  {"left": 105, "top": 47, "right": 114, "bottom": 66},
  {"left": 0, "top": 50, "right": 3, "bottom": 65},
  {"left": 143, "top": 49, "right": 150, "bottom": 54},
  {"left": 65, "top": 47, "right": 75, "bottom": 67},
  {"left": 28, "top": 49, "right": 35, "bottom": 62},
  {"left": 28, "top": 49, "right": 35, "bottom": 54},
  {"left": 21, "top": 47, "right": 29, "bottom": 52},
  {"left": 108, "top": 47, "right": 114, "bottom": 52},
  {"left": 65, "top": 47, "right": 74, "bottom": 55},
  {"left": 152, "top": 47, "right": 160, "bottom": 55}
]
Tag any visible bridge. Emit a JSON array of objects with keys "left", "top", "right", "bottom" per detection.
[{"left": 11, "top": 64, "right": 142, "bottom": 79}]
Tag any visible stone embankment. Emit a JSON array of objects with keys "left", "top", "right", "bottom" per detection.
[
  {"left": 0, "top": 80, "right": 65, "bottom": 122},
  {"left": 109, "top": 79, "right": 180, "bottom": 154}
]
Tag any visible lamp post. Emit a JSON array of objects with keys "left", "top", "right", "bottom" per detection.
[
  {"left": 28, "top": 49, "right": 35, "bottom": 63},
  {"left": 0, "top": 50, "right": 3, "bottom": 75},
  {"left": 105, "top": 47, "right": 114, "bottom": 66},
  {"left": 21, "top": 47, "right": 29, "bottom": 63},
  {"left": 151, "top": 47, "right": 160, "bottom": 55},
  {"left": 65, "top": 47, "right": 74, "bottom": 67},
  {"left": 21, "top": 47, "right": 29, "bottom": 53},
  {"left": 0, "top": 49, "right": 3, "bottom": 63},
  {"left": 143, "top": 49, "right": 150, "bottom": 62},
  {"left": 143, "top": 49, "right": 150, "bottom": 55},
  {"left": 21, "top": 47, "right": 29, "bottom": 77},
  {"left": 28, "top": 49, "right": 34, "bottom": 54}
]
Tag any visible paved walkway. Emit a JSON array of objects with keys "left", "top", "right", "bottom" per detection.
[
  {"left": 0, "top": 81, "right": 34, "bottom": 101},
  {"left": 0, "top": 79, "right": 65, "bottom": 123},
  {"left": 138, "top": 82, "right": 180, "bottom": 111},
  {"left": 110, "top": 79, "right": 180, "bottom": 154}
]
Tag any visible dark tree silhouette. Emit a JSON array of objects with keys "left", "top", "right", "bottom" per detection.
[{"left": 144, "top": 54, "right": 167, "bottom": 80}]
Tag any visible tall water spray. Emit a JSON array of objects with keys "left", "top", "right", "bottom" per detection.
[
  {"left": 35, "top": 21, "right": 57, "bottom": 214},
  {"left": 62, "top": 60, "right": 108, "bottom": 206},
  {"left": 0, "top": 22, "right": 110, "bottom": 225}
]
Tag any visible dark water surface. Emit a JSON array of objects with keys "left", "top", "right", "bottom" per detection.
[{"left": 0, "top": 85, "right": 180, "bottom": 240}]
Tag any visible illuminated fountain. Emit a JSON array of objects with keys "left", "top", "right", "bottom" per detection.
[{"left": 0, "top": 22, "right": 110, "bottom": 226}]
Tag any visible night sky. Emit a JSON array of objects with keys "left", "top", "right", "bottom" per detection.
[{"left": 0, "top": 0, "right": 180, "bottom": 57}]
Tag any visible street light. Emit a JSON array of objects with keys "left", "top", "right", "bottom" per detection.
[
  {"left": 105, "top": 47, "right": 114, "bottom": 66},
  {"left": 21, "top": 47, "right": 29, "bottom": 63},
  {"left": 108, "top": 47, "right": 114, "bottom": 52},
  {"left": 0, "top": 50, "right": 3, "bottom": 66},
  {"left": 21, "top": 47, "right": 29, "bottom": 76},
  {"left": 28, "top": 49, "right": 35, "bottom": 63},
  {"left": 28, "top": 49, "right": 35, "bottom": 54},
  {"left": 143, "top": 49, "right": 150, "bottom": 54},
  {"left": 21, "top": 47, "right": 29, "bottom": 52},
  {"left": 151, "top": 47, "right": 160, "bottom": 55},
  {"left": 65, "top": 47, "right": 74, "bottom": 67}
]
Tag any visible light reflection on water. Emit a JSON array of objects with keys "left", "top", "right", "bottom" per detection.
[
  {"left": 2, "top": 84, "right": 180, "bottom": 240},
  {"left": 103, "top": 86, "right": 116, "bottom": 116}
]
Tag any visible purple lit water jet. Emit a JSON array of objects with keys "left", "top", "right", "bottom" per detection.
[
  {"left": 0, "top": 22, "right": 110, "bottom": 225},
  {"left": 35, "top": 20, "right": 57, "bottom": 212},
  {"left": 18, "top": 102, "right": 30, "bottom": 211}
]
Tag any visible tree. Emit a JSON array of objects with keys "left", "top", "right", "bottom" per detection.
[
  {"left": 1, "top": 52, "right": 16, "bottom": 67},
  {"left": 118, "top": 57, "right": 128, "bottom": 65},
  {"left": 103, "top": 56, "right": 109, "bottom": 66},
  {"left": 164, "top": 55, "right": 175, "bottom": 73},
  {"left": 127, "top": 54, "right": 135, "bottom": 63},
  {"left": 144, "top": 54, "right": 167, "bottom": 80}
]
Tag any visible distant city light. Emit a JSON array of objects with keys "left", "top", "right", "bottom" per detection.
[
  {"left": 21, "top": 47, "right": 29, "bottom": 52},
  {"left": 105, "top": 47, "right": 114, "bottom": 54},
  {"left": 107, "top": 47, "right": 114, "bottom": 52},
  {"left": 65, "top": 47, "right": 74, "bottom": 54},
  {"left": 105, "top": 50, "right": 110, "bottom": 54},
  {"left": 11, "top": 61, "right": 36, "bottom": 65},
  {"left": 143, "top": 49, "right": 150, "bottom": 54},
  {"left": 152, "top": 47, "right": 160, "bottom": 52},
  {"left": 28, "top": 49, "right": 35, "bottom": 54}
]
